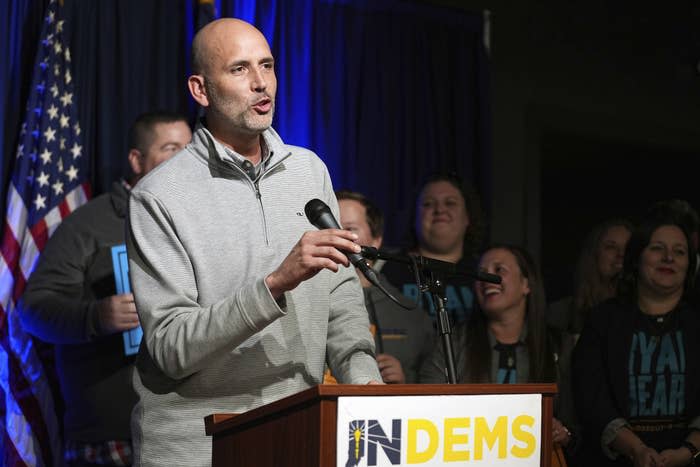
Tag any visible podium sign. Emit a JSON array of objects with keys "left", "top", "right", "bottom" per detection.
[
  {"left": 337, "top": 394, "right": 541, "bottom": 467},
  {"left": 205, "top": 384, "right": 557, "bottom": 467}
]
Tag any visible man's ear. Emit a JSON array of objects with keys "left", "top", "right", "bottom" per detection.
[
  {"left": 128, "top": 149, "right": 144, "bottom": 177},
  {"left": 188, "top": 75, "right": 209, "bottom": 107}
]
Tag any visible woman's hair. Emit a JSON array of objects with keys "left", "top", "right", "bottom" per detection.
[
  {"left": 617, "top": 211, "right": 697, "bottom": 304},
  {"left": 409, "top": 172, "right": 486, "bottom": 261},
  {"left": 462, "top": 244, "right": 556, "bottom": 383},
  {"left": 572, "top": 218, "right": 633, "bottom": 319}
]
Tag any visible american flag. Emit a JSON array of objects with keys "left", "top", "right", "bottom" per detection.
[{"left": 1, "top": 0, "right": 90, "bottom": 465}]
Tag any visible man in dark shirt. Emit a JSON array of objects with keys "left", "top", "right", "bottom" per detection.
[
  {"left": 19, "top": 111, "right": 191, "bottom": 466},
  {"left": 337, "top": 190, "right": 435, "bottom": 383}
]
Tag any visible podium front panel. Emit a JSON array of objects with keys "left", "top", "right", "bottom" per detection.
[
  {"left": 336, "top": 394, "right": 542, "bottom": 466},
  {"left": 206, "top": 384, "right": 556, "bottom": 467}
]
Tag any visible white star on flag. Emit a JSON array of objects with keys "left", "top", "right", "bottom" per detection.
[
  {"left": 70, "top": 142, "right": 82, "bottom": 159},
  {"left": 59, "top": 91, "right": 72, "bottom": 106},
  {"left": 40, "top": 148, "right": 52, "bottom": 164},
  {"left": 47, "top": 104, "right": 59, "bottom": 119},
  {"left": 52, "top": 179, "right": 64, "bottom": 195},
  {"left": 43, "top": 126, "right": 56, "bottom": 142},
  {"left": 37, "top": 171, "right": 50, "bottom": 187},
  {"left": 33, "top": 193, "right": 47, "bottom": 210},
  {"left": 65, "top": 164, "right": 78, "bottom": 181}
]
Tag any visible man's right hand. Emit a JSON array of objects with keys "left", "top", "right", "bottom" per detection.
[
  {"left": 97, "top": 293, "right": 140, "bottom": 335},
  {"left": 265, "top": 229, "right": 360, "bottom": 299}
]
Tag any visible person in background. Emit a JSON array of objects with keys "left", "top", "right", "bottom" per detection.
[
  {"left": 647, "top": 199, "right": 700, "bottom": 308},
  {"left": 381, "top": 172, "right": 486, "bottom": 327},
  {"left": 573, "top": 211, "right": 700, "bottom": 467},
  {"left": 337, "top": 190, "right": 435, "bottom": 384},
  {"left": 19, "top": 111, "right": 192, "bottom": 466},
  {"left": 548, "top": 218, "right": 633, "bottom": 338},
  {"left": 126, "top": 19, "right": 381, "bottom": 467},
  {"left": 420, "top": 244, "right": 580, "bottom": 463}
]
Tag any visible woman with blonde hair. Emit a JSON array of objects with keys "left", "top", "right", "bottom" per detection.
[{"left": 548, "top": 218, "right": 633, "bottom": 336}]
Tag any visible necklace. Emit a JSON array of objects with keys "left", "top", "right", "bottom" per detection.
[{"left": 639, "top": 307, "right": 678, "bottom": 344}]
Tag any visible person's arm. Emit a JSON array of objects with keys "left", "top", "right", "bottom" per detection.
[
  {"left": 321, "top": 193, "right": 381, "bottom": 384},
  {"left": 128, "top": 187, "right": 367, "bottom": 381},
  {"left": 552, "top": 331, "right": 580, "bottom": 453},
  {"left": 128, "top": 188, "right": 294, "bottom": 380},
  {"left": 572, "top": 306, "right": 631, "bottom": 458},
  {"left": 659, "top": 427, "right": 700, "bottom": 466},
  {"left": 19, "top": 218, "right": 135, "bottom": 343},
  {"left": 609, "top": 426, "right": 664, "bottom": 467}
]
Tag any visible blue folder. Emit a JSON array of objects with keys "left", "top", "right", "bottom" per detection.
[{"left": 111, "top": 244, "right": 142, "bottom": 356}]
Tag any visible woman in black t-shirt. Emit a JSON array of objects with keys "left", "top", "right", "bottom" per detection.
[{"left": 574, "top": 213, "right": 700, "bottom": 467}]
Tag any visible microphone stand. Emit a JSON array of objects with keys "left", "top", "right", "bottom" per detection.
[
  {"left": 361, "top": 248, "right": 501, "bottom": 385},
  {"left": 424, "top": 269, "right": 458, "bottom": 384}
]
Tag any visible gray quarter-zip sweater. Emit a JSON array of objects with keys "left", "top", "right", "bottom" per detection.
[{"left": 127, "top": 125, "right": 380, "bottom": 467}]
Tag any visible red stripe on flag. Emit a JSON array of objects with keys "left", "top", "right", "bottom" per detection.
[
  {"left": 57, "top": 198, "right": 71, "bottom": 220},
  {"left": 0, "top": 222, "right": 21, "bottom": 275},
  {"left": 82, "top": 182, "right": 92, "bottom": 200},
  {"left": 29, "top": 218, "right": 49, "bottom": 255},
  {"left": 0, "top": 324, "right": 52, "bottom": 466}
]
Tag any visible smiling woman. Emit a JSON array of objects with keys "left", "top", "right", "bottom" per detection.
[
  {"left": 573, "top": 211, "right": 700, "bottom": 466},
  {"left": 381, "top": 173, "right": 486, "bottom": 327},
  {"left": 420, "top": 244, "right": 581, "bottom": 464}
]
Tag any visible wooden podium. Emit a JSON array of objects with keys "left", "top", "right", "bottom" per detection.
[{"left": 205, "top": 383, "right": 558, "bottom": 467}]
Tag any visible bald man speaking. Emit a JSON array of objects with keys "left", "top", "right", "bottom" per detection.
[{"left": 126, "top": 18, "right": 381, "bottom": 466}]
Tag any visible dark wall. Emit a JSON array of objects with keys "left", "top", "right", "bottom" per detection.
[{"left": 424, "top": 0, "right": 700, "bottom": 299}]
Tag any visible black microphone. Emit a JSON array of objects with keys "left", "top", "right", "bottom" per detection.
[
  {"left": 360, "top": 246, "right": 502, "bottom": 284},
  {"left": 304, "top": 199, "right": 381, "bottom": 287}
]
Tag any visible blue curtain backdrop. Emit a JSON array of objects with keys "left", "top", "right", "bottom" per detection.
[
  {"left": 1, "top": 0, "right": 51, "bottom": 217},
  {"left": 1, "top": 0, "right": 490, "bottom": 246}
]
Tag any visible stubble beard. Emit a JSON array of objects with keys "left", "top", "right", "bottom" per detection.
[
  {"left": 205, "top": 79, "right": 275, "bottom": 135},
  {"left": 240, "top": 99, "right": 275, "bottom": 134}
]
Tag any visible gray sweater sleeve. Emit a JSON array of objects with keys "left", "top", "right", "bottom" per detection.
[
  {"left": 127, "top": 189, "right": 286, "bottom": 380},
  {"left": 319, "top": 184, "right": 381, "bottom": 384},
  {"left": 325, "top": 267, "right": 381, "bottom": 383}
]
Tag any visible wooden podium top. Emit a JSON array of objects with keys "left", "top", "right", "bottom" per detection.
[{"left": 205, "top": 383, "right": 557, "bottom": 436}]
